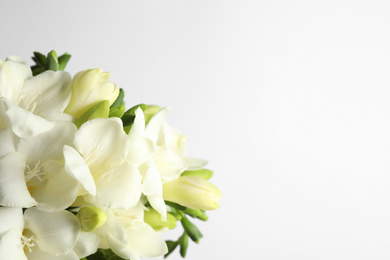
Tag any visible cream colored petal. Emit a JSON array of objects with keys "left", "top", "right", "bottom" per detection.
[
  {"left": 107, "top": 234, "right": 140, "bottom": 260},
  {"left": 0, "top": 128, "right": 17, "bottom": 158},
  {"left": 24, "top": 208, "right": 80, "bottom": 255},
  {"left": 0, "top": 228, "right": 26, "bottom": 260},
  {"left": 0, "top": 152, "right": 37, "bottom": 208},
  {"left": 154, "top": 148, "right": 187, "bottom": 181},
  {"left": 32, "top": 160, "right": 78, "bottom": 212},
  {"left": 73, "top": 231, "right": 100, "bottom": 258},
  {"left": 0, "top": 207, "right": 24, "bottom": 236},
  {"left": 145, "top": 107, "right": 170, "bottom": 143},
  {"left": 26, "top": 248, "right": 79, "bottom": 260},
  {"left": 96, "top": 161, "right": 142, "bottom": 209},
  {"left": 63, "top": 145, "right": 96, "bottom": 196},
  {"left": 3, "top": 98, "right": 54, "bottom": 138},
  {"left": 127, "top": 134, "right": 155, "bottom": 167},
  {"left": 19, "top": 71, "right": 72, "bottom": 120},
  {"left": 94, "top": 208, "right": 127, "bottom": 249},
  {"left": 184, "top": 157, "right": 208, "bottom": 171},
  {"left": 129, "top": 107, "right": 145, "bottom": 135}
]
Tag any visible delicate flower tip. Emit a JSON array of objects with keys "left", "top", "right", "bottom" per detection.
[
  {"left": 77, "top": 206, "right": 107, "bottom": 232},
  {"left": 163, "top": 176, "right": 222, "bottom": 211}
]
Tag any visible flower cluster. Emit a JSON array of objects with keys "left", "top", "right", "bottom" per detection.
[{"left": 0, "top": 51, "right": 221, "bottom": 260}]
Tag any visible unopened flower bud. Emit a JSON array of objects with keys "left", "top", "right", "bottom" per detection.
[
  {"left": 65, "top": 69, "right": 119, "bottom": 118},
  {"left": 163, "top": 176, "right": 222, "bottom": 211},
  {"left": 77, "top": 206, "right": 107, "bottom": 232}
]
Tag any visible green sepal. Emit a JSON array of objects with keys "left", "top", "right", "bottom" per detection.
[
  {"left": 164, "top": 240, "right": 179, "bottom": 258},
  {"left": 31, "top": 65, "right": 45, "bottom": 76},
  {"left": 169, "top": 207, "right": 184, "bottom": 220},
  {"left": 179, "top": 233, "right": 189, "bottom": 257},
  {"left": 165, "top": 201, "right": 187, "bottom": 211},
  {"left": 58, "top": 53, "right": 71, "bottom": 70},
  {"left": 143, "top": 105, "right": 161, "bottom": 125},
  {"left": 183, "top": 208, "right": 208, "bottom": 221},
  {"left": 121, "top": 103, "right": 147, "bottom": 127},
  {"left": 144, "top": 208, "right": 177, "bottom": 231},
  {"left": 32, "top": 52, "right": 47, "bottom": 67},
  {"left": 181, "top": 169, "right": 213, "bottom": 180},
  {"left": 110, "top": 88, "right": 125, "bottom": 108},
  {"left": 181, "top": 215, "right": 203, "bottom": 243},
  {"left": 75, "top": 100, "right": 110, "bottom": 128},
  {"left": 46, "top": 50, "right": 59, "bottom": 71},
  {"left": 109, "top": 105, "right": 126, "bottom": 118}
]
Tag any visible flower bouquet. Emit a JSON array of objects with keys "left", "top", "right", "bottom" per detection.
[{"left": 0, "top": 51, "right": 221, "bottom": 260}]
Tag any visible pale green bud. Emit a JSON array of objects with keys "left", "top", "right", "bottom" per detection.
[
  {"left": 181, "top": 169, "right": 213, "bottom": 180},
  {"left": 74, "top": 100, "right": 110, "bottom": 128},
  {"left": 65, "top": 69, "right": 119, "bottom": 118},
  {"left": 77, "top": 206, "right": 107, "bottom": 232},
  {"left": 143, "top": 208, "right": 177, "bottom": 231},
  {"left": 163, "top": 176, "right": 222, "bottom": 211}
]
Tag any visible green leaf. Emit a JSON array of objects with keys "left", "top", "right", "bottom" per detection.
[
  {"left": 75, "top": 100, "right": 110, "bottom": 128},
  {"left": 181, "top": 215, "right": 203, "bottom": 243},
  {"left": 31, "top": 65, "right": 45, "bottom": 76},
  {"left": 164, "top": 240, "right": 179, "bottom": 258},
  {"left": 32, "top": 52, "right": 47, "bottom": 67},
  {"left": 110, "top": 88, "right": 125, "bottom": 108},
  {"left": 183, "top": 208, "right": 208, "bottom": 221},
  {"left": 46, "top": 50, "right": 59, "bottom": 71},
  {"left": 121, "top": 103, "right": 147, "bottom": 127},
  {"left": 181, "top": 169, "right": 213, "bottom": 180},
  {"left": 58, "top": 53, "right": 71, "bottom": 70},
  {"left": 109, "top": 105, "right": 126, "bottom": 118}
]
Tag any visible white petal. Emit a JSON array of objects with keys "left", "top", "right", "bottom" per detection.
[
  {"left": 107, "top": 234, "right": 140, "bottom": 260},
  {"left": 127, "top": 135, "right": 155, "bottom": 167},
  {"left": 147, "top": 196, "right": 167, "bottom": 222},
  {"left": 154, "top": 148, "right": 187, "bottom": 181},
  {"left": 63, "top": 145, "right": 96, "bottom": 196},
  {"left": 129, "top": 107, "right": 145, "bottom": 135},
  {"left": 145, "top": 107, "right": 170, "bottom": 143},
  {"left": 0, "top": 207, "right": 24, "bottom": 237},
  {"left": 96, "top": 161, "right": 142, "bottom": 209},
  {"left": 0, "top": 228, "right": 26, "bottom": 260},
  {"left": 126, "top": 222, "right": 168, "bottom": 258},
  {"left": 73, "top": 231, "right": 100, "bottom": 258},
  {"left": 73, "top": 118, "right": 129, "bottom": 174},
  {"left": 20, "top": 71, "right": 72, "bottom": 120},
  {"left": 0, "top": 57, "right": 31, "bottom": 102},
  {"left": 0, "top": 152, "right": 37, "bottom": 208},
  {"left": 26, "top": 248, "right": 79, "bottom": 260},
  {"left": 94, "top": 208, "right": 127, "bottom": 249},
  {"left": 142, "top": 161, "right": 162, "bottom": 197},
  {"left": 23, "top": 208, "right": 80, "bottom": 255},
  {"left": 18, "top": 121, "right": 76, "bottom": 163},
  {"left": 2, "top": 98, "right": 54, "bottom": 138},
  {"left": 0, "top": 128, "right": 17, "bottom": 158},
  {"left": 184, "top": 157, "right": 208, "bottom": 170},
  {"left": 32, "top": 160, "right": 78, "bottom": 212}
]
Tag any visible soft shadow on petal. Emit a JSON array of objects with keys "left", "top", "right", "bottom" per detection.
[
  {"left": 73, "top": 231, "right": 100, "bottom": 258},
  {"left": 0, "top": 228, "right": 26, "bottom": 260},
  {"left": 3, "top": 98, "right": 54, "bottom": 138},
  {"left": 0, "top": 57, "right": 31, "bottom": 102},
  {"left": 96, "top": 161, "right": 142, "bottom": 209},
  {"left": 0, "top": 207, "right": 24, "bottom": 236},
  {"left": 184, "top": 157, "right": 208, "bottom": 171},
  {"left": 21, "top": 71, "right": 72, "bottom": 120},
  {"left": 154, "top": 148, "right": 187, "bottom": 181},
  {"left": 63, "top": 145, "right": 96, "bottom": 196},
  {"left": 127, "top": 135, "right": 155, "bottom": 167},
  {"left": 0, "top": 152, "right": 37, "bottom": 208},
  {"left": 26, "top": 247, "right": 79, "bottom": 260},
  {"left": 23, "top": 208, "right": 80, "bottom": 256},
  {"left": 32, "top": 160, "right": 78, "bottom": 212},
  {"left": 145, "top": 107, "right": 170, "bottom": 143}
]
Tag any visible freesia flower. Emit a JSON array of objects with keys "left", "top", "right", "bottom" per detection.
[
  {"left": 64, "top": 69, "right": 119, "bottom": 118},
  {"left": 63, "top": 111, "right": 154, "bottom": 209},
  {"left": 0, "top": 121, "right": 78, "bottom": 211},
  {"left": 93, "top": 203, "right": 168, "bottom": 260},
  {"left": 0, "top": 207, "right": 81, "bottom": 260},
  {"left": 0, "top": 56, "right": 72, "bottom": 138}
]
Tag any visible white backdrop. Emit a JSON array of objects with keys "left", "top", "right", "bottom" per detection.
[{"left": 2, "top": 1, "right": 390, "bottom": 259}]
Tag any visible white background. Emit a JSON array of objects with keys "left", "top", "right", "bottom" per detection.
[{"left": 2, "top": 1, "right": 390, "bottom": 259}]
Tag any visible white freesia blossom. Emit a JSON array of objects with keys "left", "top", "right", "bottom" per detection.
[
  {"left": 0, "top": 207, "right": 81, "bottom": 260},
  {"left": 93, "top": 203, "right": 167, "bottom": 260},
  {"left": 0, "top": 56, "right": 72, "bottom": 138},
  {"left": 63, "top": 111, "right": 154, "bottom": 209},
  {"left": 0, "top": 122, "right": 78, "bottom": 211},
  {"left": 140, "top": 108, "right": 208, "bottom": 219}
]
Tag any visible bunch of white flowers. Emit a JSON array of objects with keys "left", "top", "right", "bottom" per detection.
[{"left": 0, "top": 51, "right": 221, "bottom": 260}]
